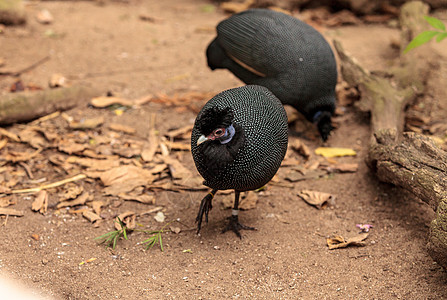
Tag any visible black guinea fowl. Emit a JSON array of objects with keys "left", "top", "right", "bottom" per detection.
[
  {"left": 191, "top": 85, "right": 288, "bottom": 238},
  {"left": 206, "top": 8, "right": 338, "bottom": 141}
]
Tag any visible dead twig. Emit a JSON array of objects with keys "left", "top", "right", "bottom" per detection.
[
  {"left": 0, "top": 56, "right": 50, "bottom": 77},
  {"left": 10, "top": 173, "right": 86, "bottom": 194}
]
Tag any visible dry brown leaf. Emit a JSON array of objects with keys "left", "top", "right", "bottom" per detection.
[
  {"left": 57, "top": 192, "right": 89, "bottom": 208},
  {"left": 0, "top": 196, "right": 13, "bottom": 207},
  {"left": 290, "top": 139, "right": 311, "bottom": 159},
  {"left": 0, "top": 128, "right": 20, "bottom": 142},
  {"left": 31, "top": 234, "right": 40, "bottom": 241},
  {"left": 100, "top": 165, "right": 155, "bottom": 195},
  {"left": 36, "top": 9, "right": 53, "bottom": 24},
  {"left": 1, "top": 149, "right": 42, "bottom": 163},
  {"left": 32, "top": 190, "right": 48, "bottom": 213},
  {"left": 141, "top": 129, "right": 159, "bottom": 162},
  {"left": 90, "top": 96, "right": 134, "bottom": 108},
  {"left": 298, "top": 190, "right": 335, "bottom": 209},
  {"left": 0, "top": 207, "right": 24, "bottom": 216},
  {"left": 59, "top": 184, "right": 84, "bottom": 202},
  {"left": 315, "top": 147, "right": 356, "bottom": 158},
  {"left": 115, "top": 211, "right": 136, "bottom": 230},
  {"left": 58, "top": 141, "right": 88, "bottom": 154},
  {"left": 0, "top": 138, "right": 8, "bottom": 150},
  {"left": 90, "top": 201, "right": 104, "bottom": 215},
  {"left": 164, "top": 141, "right": 191, "bottom": 151},
  {"left": 69, "top": 116, "right": 105, "bottom": 129},
  {"left": 221, "top": 191, "right": 258, "bottom": 210},
  {"left": 166, "top": 125, "right": 193, "bottom": 139},
  {"left": 149, "top": 163, "right": 168, "bottom": 174},
  {"left": 118, "top": 193, "right": 155, "bottom": 204},
  {"left": 112, "top": 145, "right": 141, "bottom": 158},
  {"left": 161, "top": 156, "right": 192, "bottom": 181},
  {"left": 66, "top": 156, "right": 120, "bottom": 170},
  {"left": 109, "top": 123, "right": 136, "bottom": 134},
  {"left": 17, "top": 127, "right": 48, "bottom": 149},
  {"left": 327, "top": 233, "right": 369, "bottom": 250},
  {"left": 82, "top": 210, "right": 101, "bottom": 223}
]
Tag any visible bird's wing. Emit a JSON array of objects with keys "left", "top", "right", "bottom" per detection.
[{"left": 216, "top": 10, "right": 285, "bottom": 76}]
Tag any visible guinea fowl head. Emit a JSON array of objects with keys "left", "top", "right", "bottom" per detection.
[
  {"left": 194, "top": 106, "right": 245, "bottom": 178},
  {"left": 196, "top": 107, "right": 235, "bottom": 146}
]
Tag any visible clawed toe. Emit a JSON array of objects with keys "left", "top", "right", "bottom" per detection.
[{"left": 222, "top": 215, "right": 256, "bottom": 238}]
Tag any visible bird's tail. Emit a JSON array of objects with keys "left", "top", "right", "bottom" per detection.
[{"left": 315, "top": 111, "right": 334, "bottom": 142}]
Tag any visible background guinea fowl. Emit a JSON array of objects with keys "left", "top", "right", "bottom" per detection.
[
  {"left": 191, "top": 85, "right": 288, "bottom": 237},
  {"left": 206, "top": 8, "right": 338, "bottom": 141}
]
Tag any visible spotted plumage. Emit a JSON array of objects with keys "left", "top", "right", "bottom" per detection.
[
  {"left": 206, "top": 8, "right": 338, "bottom": 141},
  {"left": 191, "top": 85, "right": 288, "bottom": 237}
]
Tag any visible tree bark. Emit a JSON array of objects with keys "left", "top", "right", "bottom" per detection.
[{"left": 334, "top": 1, "right": 447, "bottom": 268}]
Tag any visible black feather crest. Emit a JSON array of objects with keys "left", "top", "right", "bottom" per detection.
[{"left": 197, "top": 106, "right": 234, "bottom": 136}]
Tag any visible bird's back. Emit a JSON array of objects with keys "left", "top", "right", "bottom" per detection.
[{"left": 214, "top": 9, "right": 337, "bottom": 117}]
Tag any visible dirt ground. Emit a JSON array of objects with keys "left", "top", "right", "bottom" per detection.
[{"left": 0, "top": 0, "right": 446, "bottom": 299}]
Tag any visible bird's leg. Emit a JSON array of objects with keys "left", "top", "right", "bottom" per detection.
[
  {"left": 222, "top": 191, "right": 256, "bottom": 238},
  {"left": 196, "top": 189, "right": 218, "bottom": 234}
]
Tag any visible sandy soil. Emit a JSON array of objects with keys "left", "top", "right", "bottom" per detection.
[{"left": 0, "top": 0, "right": 446, "bottom": 299}]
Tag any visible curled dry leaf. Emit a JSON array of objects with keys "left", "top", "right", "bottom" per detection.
[
  {"left": 82, "top": 210, "right": 101, "bottom": 223},
  {"left": 161, "top": 156, "right": 192, "bottom": 181},
  {"left": 17, "top": 127, "right": 48, "bottom": 149},
  {"left": 32, "top": 190, "right": 48, "bottom": 214},
  {"left": 298, "top": 190, "right": 335, "bottom": 209},
  {"left": 0, "top": 128, "right": 20, "bottom": 142},
  {"left": 90, "top": 201, "right": 104, "bottom": 215},
  {"left": 115, "top": 211, "right": 136, "bottom": 230},
  {"left": 327, "top": 233, "right": 369, "bottom": 250},
  {"left": 90, "top": 96, "right": 133, "bottom": 108},
  {"left": 141, "top": 129, "right": 159, "bottom": 162},
  {"left": 59, "top": 184, "right": 84, "bottom": 202},
  {"left": 315, "top": 147, "right": 357, "bottom": 158},
  {"left": 57, "top": 192, "right": 89, "bottom": 208},
  {"left": 290, "top": 139, "right": 311, "bottom": 159},
  {"left": 221, "top": 191, "right": 258, "bottom": 210}
]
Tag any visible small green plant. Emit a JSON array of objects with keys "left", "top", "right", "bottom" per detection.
[
  {"left": 95, "top": 218, "right": 129, "bottom": 249},
  {"left": 404, "top": 16, "right": 447, "bottom": 53},
  {"left": 140, "top": 221, "right": 172, "bottom": 252},
  {"left": 95, "top": 219, "right": 173, "bottom": 251}
]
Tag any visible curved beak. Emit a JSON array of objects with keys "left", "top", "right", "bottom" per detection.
[{"left": 197, "top": 135, "right": 209, "bottom": 146}]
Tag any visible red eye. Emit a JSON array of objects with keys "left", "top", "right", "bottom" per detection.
[{"left": 213, "top": 128, "right": 225, "bottom": 137}]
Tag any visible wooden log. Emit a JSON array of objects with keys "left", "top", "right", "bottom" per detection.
[
  {"left": 0, "top": 0, "right": 26, "bottom": 25},
  {"left": 334, "top": 1, "right": 447, "bottom": 268},
  {"left": 0, "top": 85, "right": 100, "bottom": 125}
]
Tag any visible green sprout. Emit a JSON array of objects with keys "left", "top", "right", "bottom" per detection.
[
  {"left": 95, "top": 219, "right": 174, "bottom": 251},
  {"left": 404, "top": 16, "right": 447, "bottom": 53},
  {"left": 95, "top": 218, "right": 129, "bottom": 249},
  {"left": 140, "top": 221, "right": 172, "bottom": 252}
]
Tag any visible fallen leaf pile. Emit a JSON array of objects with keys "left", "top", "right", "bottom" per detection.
[{"left": 0, "top": 99, "right": 207, "bottom": 223}]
